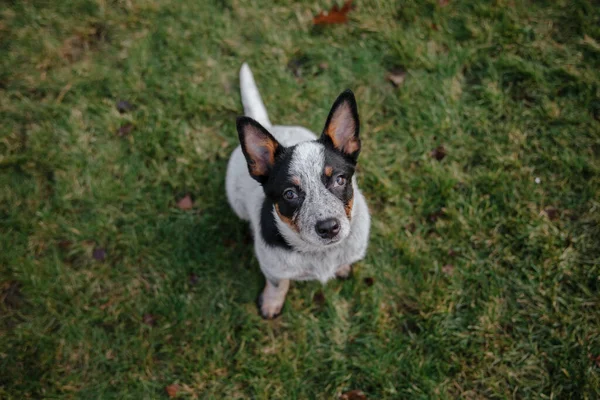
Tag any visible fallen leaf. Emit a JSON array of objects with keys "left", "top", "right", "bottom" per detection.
[
  {"left": 442, "top": 264, "right": 454, "bottom": 275},
  {"left": 405, "top": 222, "right": 416, "bottom": 233},
  {"left": 363, "top": 277, "right": 374, "bottom": 287},
  {"left": 314, "top": 0, "right": 354, "bottom": 25},
  {"left": 447, "top": 249, "right": 457, "bottom": 257},
  {"left": 58, "top": 240, "right": 73, "bottom": 250},
  {"left": 189, "top": 273, "right": 199, "bottom": 286},
  {"left": 313, "top": 291, "right": 326, "bottom": 307},
  {"left": 386, "top": 67, "right": 406, "bottom": 87},
  {"left": 430, "top": 145, "right": 446, "bottom": 161},
  {"left": 431, "top": 23, "right": 439, "bottom": 31},
  {"left": 165, "top": 384, "right": 180, "bottom": 398},
  {"left": 427, "top": 209, "right": 446, "bottom": 223},
  {"left": 143, "top": 313, "right": 156, "bottom": 326},
  {"left": 340, "top": 390, "right": 367, "bottom": 400},
  {"left": 117, "top": 123, "right": 134, "bottom": 137},
  {"left": 543, "top": 207, "right": 559, "bottom": 221},
  {"left": 319, "top": 62, "right": 330, "bottom": 71},
  {"left": 438, "top": 0, "right": 449, "bottom": 6},
  {"left": 177, "top": 195, "right": 193, "bottom": 210},
  {"left": 116, "top": 100, "right": 134, "bottom": 113},
  {"left": 93, "top": 247, "right": 106, "bottom": 261}
]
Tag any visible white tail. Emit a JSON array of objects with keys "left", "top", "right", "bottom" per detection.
[{"left": 240, "top": 63, "right": 272, "bottom": 128}]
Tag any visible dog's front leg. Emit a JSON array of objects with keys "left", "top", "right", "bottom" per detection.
[
  {"left": 335, "top": 264, "right": 353, "bottom": 279},
  {"left": 257, "top": 278, "right": 290, "bottom": 319}
]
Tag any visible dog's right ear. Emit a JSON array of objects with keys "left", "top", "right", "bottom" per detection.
[{"left": 237, "top": 117, "right": 282, "bottom": 184}]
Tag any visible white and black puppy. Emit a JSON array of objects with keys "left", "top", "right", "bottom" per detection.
[{"left": 226, "top": 63, "right": 370, "bottom": 318}]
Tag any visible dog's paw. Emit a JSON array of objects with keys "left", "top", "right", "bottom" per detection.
[
  {"left": 335, "top": 264, "right": 353, "bottom": 280},
  {"left": 256, "top": 293, "right": 284, "bottom": 319}
]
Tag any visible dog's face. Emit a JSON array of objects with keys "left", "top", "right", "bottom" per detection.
[{"left": 237, "top": 90, "right": 361, "bottom": 250}]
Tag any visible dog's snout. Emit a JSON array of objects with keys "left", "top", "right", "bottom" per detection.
[{"left": 315, "top": 218, "right": 341, "bottom": 239}]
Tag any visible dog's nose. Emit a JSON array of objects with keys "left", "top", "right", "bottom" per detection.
[{"left": 315, "top": 218, "right": 341, "bottom": 239}]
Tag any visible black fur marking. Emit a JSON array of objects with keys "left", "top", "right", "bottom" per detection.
[
  {"left": 260, "top": 198, "right": 292, "bottom": 250},
  {"left": 323, "top": 147, "right": 355, "bottom": 205},
  {"left": 259, "top": 146, "right": 305, "bottom": 250},
  {"left": 318, "top": 89, "right": 361, "bottom": 164}
]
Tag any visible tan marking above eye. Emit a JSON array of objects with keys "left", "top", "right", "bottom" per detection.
[
  {"left": 292, "top": 176, "right": 301, "bottom": 186},
  {"left": 324, "top": 166, "right": 333, "bottom": 177}
]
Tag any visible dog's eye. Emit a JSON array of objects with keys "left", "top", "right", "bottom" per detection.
[
  {"left": 335, "top": 176, "right": 347, "bottom": 186},
  {"left": 283, "top": 189, "right": 297, "bottom": 200}
]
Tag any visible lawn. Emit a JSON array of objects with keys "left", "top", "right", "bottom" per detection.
[{"left": 1, "top": 0, "right": 600, "bottom": 398}]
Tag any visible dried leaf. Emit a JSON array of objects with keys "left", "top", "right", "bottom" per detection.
[
  {"left": 117, "top": 123, "right": 134, "bottom": 137},
  {"left": 165, "top": 384, "right": 180, "bottom": 398},
  {"left": 177, "top": 195, "right": 193, "bottom": 210},
  {"left": 340, "top": 390, "right": 367, "bottom": 400},
  {"left": 314, "top": 0, "right": 354, "bottom": 25},
  {"left": 438, "top": 0, "right": 450, "bottom": 6},
  {"left": 116, "top": 100, "right": 134, "bottom": 113},
  {"left": 543, "top": 207, "right": 559, "bottom": 221},
  {"left": 93, "top": 247, "right": 106, "bottom": 261},
  {"left": 386, "top": 67, "right": 406, "bottom": 87},
  {"left": 405, "top": 222, "right": 416, "bottom": 233},
  {"left": 430, "top": 145, "right": 446, "bottom": 161},
  {"left": 58, "top": 240, "right": 73, "bottom": 250},
  {"left": 442, "top": 264, "right": 454, "bottom": 275},
  {"left": 143, "top": 313, "right": 156, "bottom": 326},
  {"left": 363, "top": 277, "right": 374, "bottom": 287},
  {"left": 313, "top": 291, "right": 326, "bottom": 307},
  {"left": 427, "top": 209, "right": 446, "bottom": 223}
]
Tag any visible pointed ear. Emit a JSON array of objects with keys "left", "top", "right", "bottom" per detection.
[
  {"left": 320, "top": 89, "right": 361, "bottom": 163},
  {"left": 237, "top": 116, "right": 282, "bottom": 184}
]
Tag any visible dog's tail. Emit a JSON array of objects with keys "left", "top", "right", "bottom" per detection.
[{"left": 240, "top": 63, "right": 272, "bottom": 128}]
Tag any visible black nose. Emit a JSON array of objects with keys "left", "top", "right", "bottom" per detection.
[{"left": 315, "top": 218, "right": 341, "bottom": 239}]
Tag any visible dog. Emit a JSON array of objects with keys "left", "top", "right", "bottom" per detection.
[{"left": 226, "top": 63, "right": 370, "bottom": 318}]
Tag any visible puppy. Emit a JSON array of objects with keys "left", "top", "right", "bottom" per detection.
[{"left": 226, "top": 63, "right": 370, "bottom": 318}]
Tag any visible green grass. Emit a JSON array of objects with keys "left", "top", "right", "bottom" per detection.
[{"left": 1, "top": 0, "right": 600, "bottom": 398}]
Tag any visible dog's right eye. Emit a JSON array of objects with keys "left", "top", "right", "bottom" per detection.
[{"left": 283, "top": 189, "right": 297, "bottom": 201}]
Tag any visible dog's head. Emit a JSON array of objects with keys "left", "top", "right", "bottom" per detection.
[{"left": 237, "top": 90, "right": 361, "bottom": 250}]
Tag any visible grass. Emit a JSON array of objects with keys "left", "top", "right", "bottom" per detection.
[{"left": 1, "top": 0, "right": 599, "bottom": 398}]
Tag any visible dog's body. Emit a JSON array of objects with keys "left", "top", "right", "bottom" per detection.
[{"left": 226, "top": 63, "right": 370, "bottom": 318}]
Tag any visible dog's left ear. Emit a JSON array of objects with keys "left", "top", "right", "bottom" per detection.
[
  {"left": 320, "top": 89, "right": 360, "bottom": 163},
  {"left": 237, "top": 116, "right": 283, "bottom": 184}
]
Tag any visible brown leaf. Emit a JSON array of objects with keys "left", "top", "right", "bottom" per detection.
[
  {"left": 447, "top": 249, "right": 457, "bottom": 257},
  {"left": 427, "top": 209, "right": 446, "bottom": 223},
  {"left": 314, "top": 0, "right": 354, "bottom": 25},
  {"left": 386, "top": 67, "right": 406, "bottom": 87},
  {"left": 543, "top": 207, "right": 559, "bottom": 221},
  {"left": 143, "top": 313, "right": 156, "bottom": 326},
  {"left": 405, "top": 222, "right": 416, "bottom": 233},
  {"left": 176, "top": 195, "right": 193, "bottom": 210},
  {"left": 442, "top": 264, "right": 454, "bottom": 275},
  {"left": 93, "top": 247, "right": 106, "bottom": 261},
  {"left": 165, "top": 384, "right": 180, "bottom": 398},
  {"left": 58, "top": 240, "right": 73, "bottom": 250},
  {"left": 438, "top": 0, "right": 450, "bottom": 6},
  {"left": 313, "top": 291, "right": 326, "bottom": 307},
  {"left": 363, "top": 277, "right": 374, "bottom": 287},
  {"left": 430, "top": 145, "right": 446, "bottom": 161},
  {"left": 116, "top": 100, "right": 134, "bottom": 113},
  {"left": 431, "top": 23, "right": 439, "bottom": 31},
  {"left": 340, "top": 390, "right": 367, "bottom": 400},
  {"left": 117, "top": 123, "right": 134, "bottom": 137}
]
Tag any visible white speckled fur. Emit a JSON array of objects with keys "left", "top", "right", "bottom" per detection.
[{"left": 225, "top": 64, "right": 370, "bottom": 287}]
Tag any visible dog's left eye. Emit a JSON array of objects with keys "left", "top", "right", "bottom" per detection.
[
  {"left": 335, "top": 176, "right": 347, "bottom": 186},
  {"left": 283, "top": 189, "right": 298, "bottom": 200}
]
